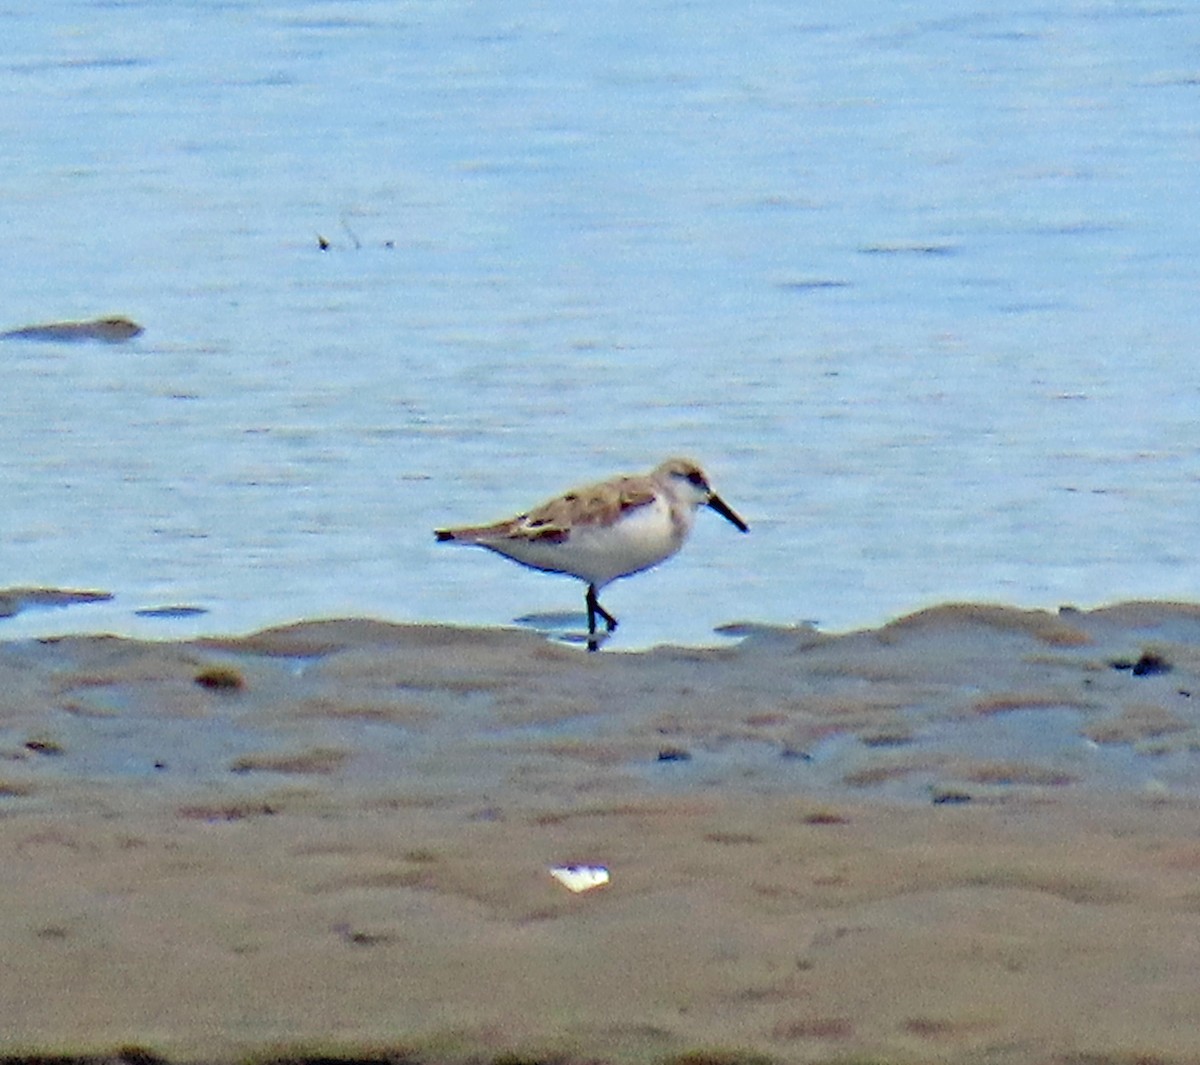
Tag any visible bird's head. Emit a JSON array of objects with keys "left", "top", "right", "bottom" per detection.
[{"left": 656, "top": 458, "right": 749, "bottom": 532}]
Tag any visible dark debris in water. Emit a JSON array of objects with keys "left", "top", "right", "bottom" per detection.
[
  {"left": 858, "top": 242, "right": 958, "bottom": 256},
  {"left": 134, "top": 605, "right": 209, "bottom": 619},
  {"left": 1110, "top": 650, "right": 1172, "bottom": 676},
  {"left": 656, "top": 747, "right": 692, "bottom": 763},
  {"left": 775, "top": 278, "right": 852, "bottom": 292},
  {"left": 23, "top": 738, "right": 64, "bottom": 757}
]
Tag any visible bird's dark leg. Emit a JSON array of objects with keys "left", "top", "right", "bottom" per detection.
[
  {"left": 585, "top": 584, "right": 618, "bottom": 651},
  {"left": 586, "top": 585, "right": 618, "bottom": 632}
]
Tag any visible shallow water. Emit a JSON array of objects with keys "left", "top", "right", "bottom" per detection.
[{"left": 3, "top": 1, "right": 1200, "bottom": 649}]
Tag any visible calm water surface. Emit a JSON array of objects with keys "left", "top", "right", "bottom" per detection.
[{"left": 2, "top": 1, "right": 1200, "bottom": 648}]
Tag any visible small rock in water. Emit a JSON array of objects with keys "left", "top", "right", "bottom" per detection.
[
  {"left": 194, "top": 665, "right": 246, "bottom": 691},
  {"left": 0, "top": 316, "right": 143, "bottom": 343},
  {"left": 0, "top": 587, "right": 113, "bottom": 618}
]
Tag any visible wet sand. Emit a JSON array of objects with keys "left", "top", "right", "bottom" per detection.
[{"left": 3, "top": 600, "right": 1200, "bottom": 1064}]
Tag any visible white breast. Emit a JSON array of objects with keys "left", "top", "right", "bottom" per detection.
[{"left": 486, "top": 494, "right": 695, "bottom": 586}]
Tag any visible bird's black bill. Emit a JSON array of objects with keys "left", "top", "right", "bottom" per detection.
[{"left": 707, "top": 493, "right": 749, "bottom": 532}]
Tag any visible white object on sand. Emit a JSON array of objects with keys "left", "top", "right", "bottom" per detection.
[{"left": 549, "top": 864, "right": 610, "bottom": 893}]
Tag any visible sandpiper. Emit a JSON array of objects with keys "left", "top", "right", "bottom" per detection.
[{"left": 434, "top": 457, "right": 748, "bottom": 648}]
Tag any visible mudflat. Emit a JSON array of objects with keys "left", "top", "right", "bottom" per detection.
[{"left": 3, "top": 601, "right": 1200, "bottom": 1064}]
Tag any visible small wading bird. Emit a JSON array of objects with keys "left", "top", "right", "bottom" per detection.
[{"left": 434, "top": 457, "right": 749, "bottom": 649}]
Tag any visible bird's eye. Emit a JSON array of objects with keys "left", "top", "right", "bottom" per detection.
[{"left": 686, "top": 470, "right": 706, "bottom": 487}]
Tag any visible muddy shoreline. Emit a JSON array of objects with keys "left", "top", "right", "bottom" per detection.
[{"left": 3, "top": 601, "right": 1200, "bottom": 1064}]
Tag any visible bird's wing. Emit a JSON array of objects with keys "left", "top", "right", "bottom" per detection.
[
  {"left": 518, "top": 476, "right": 656, "bottom": 536},
  {"left": 436, "top": 475, "right": 658, "bottom": 545},
  {"left": 448, "top": 477, "right": 653, "bottom": 542}
]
